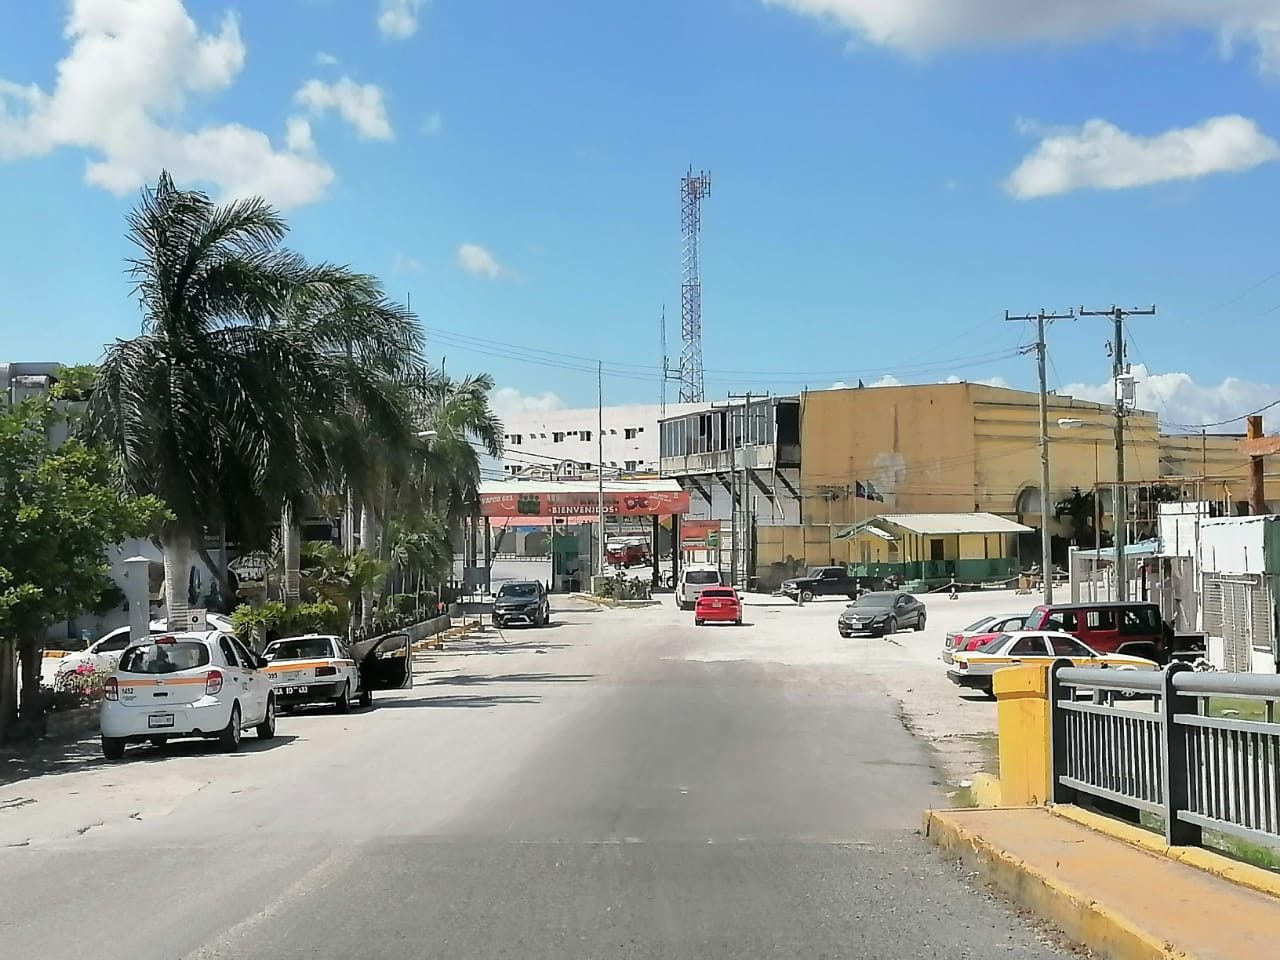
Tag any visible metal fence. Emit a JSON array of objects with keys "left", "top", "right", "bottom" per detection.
[{"left": 1049, "top": 660, "right": 1280, "bottom": 850}]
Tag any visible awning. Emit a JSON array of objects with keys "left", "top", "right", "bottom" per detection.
[
  {"left": 833, "top": 520, "right": 897, "bottom": 542},
  {"left": 1071, "top": 539, "right": 1162, "bottom": 561}
]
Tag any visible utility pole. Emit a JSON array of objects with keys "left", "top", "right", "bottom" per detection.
[
  {"left": 597, "top": 360, "right": 606, "bottom": 577},
  {"left": 1079, "top": 305, "right": 1157, "bottom": 601},
  {"left": 727, "top": 392, "right": 755, "bottom": 587},
  {"left": 1006, "top": 309, "right": 1073, "bottom": 604}
]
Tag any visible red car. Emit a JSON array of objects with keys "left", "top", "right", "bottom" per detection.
[{"left": 694, "top": 587, "right": 743, "bottom": 626}]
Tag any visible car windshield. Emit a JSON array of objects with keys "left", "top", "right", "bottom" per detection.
[
  {"left": 853, "top": 593, "right": 895, "bottom": 608},
  {"left": 963, "top": 617, "right": 995, "bottom": 632},
  {"left": 264, "top": 638, "right": 335, "bottom": 661},
  {"left": 118, "top": 641, "right": 210, "bottom": 674},
  {"left": 499, "top": 583, "right": 539, "bottom": 598},
  {"left": 700, "top": 588, "right": 735, "bottom": 599},
  {"left": 685, "top": 570, "right": 720, "bottom": 585}
]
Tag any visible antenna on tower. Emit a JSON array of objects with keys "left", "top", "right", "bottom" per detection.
[{"left": 679, "top": 167, "right": 711, "bottom": 404}]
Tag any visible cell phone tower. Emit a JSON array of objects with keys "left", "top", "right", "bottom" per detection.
[{"left": 679, "top": 167, "right": 711, "bottom": 404}]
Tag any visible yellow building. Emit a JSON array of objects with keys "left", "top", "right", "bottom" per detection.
[{"left": 752, "top": 382, "right": 1277, "bottom": 585}]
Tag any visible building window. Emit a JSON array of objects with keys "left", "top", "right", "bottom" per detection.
[
  {"left": 552, "top": 432, "right": 565, "bottom": 443},
  {"left": 581, "top": 430, "right": 592, "bottom": 441},
  {"left": 625, "top": 428, "right": 639, "bottom": 440},
  {"left": 509, "top": 434, "right": 522, "bottom": 445},
  {"left": 625, "top": 460, "right": 638, "bottom": 471}
]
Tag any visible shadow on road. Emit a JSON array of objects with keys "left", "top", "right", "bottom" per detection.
[
  {"left": 377, "top": 694, "right": 541, "bottom": 709},
  {"left": 430, "top": 641, "right": 572, "bottom": 658},
  {"left": 423, "top": 672, "right": 594, "bottom": 687},
  {"left": 0, "top": 733, "right": 300, "bottom": 785}
]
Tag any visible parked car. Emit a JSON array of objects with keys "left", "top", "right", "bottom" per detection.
[
  {"left": 676, "top": 566, "right": 724, "bottom": 610},
  {"left": 942, "top": 613, "right": 1029, "bottom": 664},
  {"left": 947, "top": 630, "right": 1159, "bottom": 697},
  {"left": 782, "top": 566, "right": 860, "bottom": 603},
  {"left": 52, "top": 625, "right": 133, "bottom": 680},
  {"left": 261, "top": 634, "right": 368, "bottom": 712},
  {"left": 694, "top": 587, "right": 743, "bottom": 626},
  {"left": 100, "top": 630, "right": 276, "bottom": 760},
  {"left": 1022, "top": 602, "right": 1171, "bottom": 663},
  {"left": 838, "top": 591, "right": 927, "bottom": 637},
  {"left": 493, "top": 580, "right": 551, "bottom": 628}
]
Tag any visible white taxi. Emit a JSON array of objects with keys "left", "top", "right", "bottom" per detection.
[
  {"left": 947, "top": 630, "right": 1159, "bottom": 697},
  {"left": 99, "top": 631, "right": 276, "bottom": 760},
  {"left": 261, "top": 634, "right": 366, "bottom": 712}
]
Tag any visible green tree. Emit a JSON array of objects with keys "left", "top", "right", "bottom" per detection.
[
  {"left": 0, "top": 398, "right": 167, "bottom": 741},
  {"left": 84, "top": 171, "right": 394, "bottom": 631}
]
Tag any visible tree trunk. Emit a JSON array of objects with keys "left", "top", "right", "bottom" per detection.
[
  {"left": 162, "top": 531, "right": 192, "bottom": 631},
  {"left": 17, "top": 631, "right": 43, "bottom": 734},
  {"left": 282, "top": 503, "right": 301, "bottom": 605},
  {"left": 0, "top": 637, "right": 17, "bottom": 745},
  {"left": 360, "top": 505, "right": 378, "bottom": 627}
]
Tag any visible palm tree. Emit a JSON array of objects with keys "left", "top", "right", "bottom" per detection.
[{"left": 85, "top": 171, "right": 380, "bottom": 629}]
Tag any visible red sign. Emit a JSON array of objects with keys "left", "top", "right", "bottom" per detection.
[
  {"left": 480, "top": 489, "right": 691, "bottom": 519},
  {"left": 681, "top": 520, "right": 722, "bottom": 549}
]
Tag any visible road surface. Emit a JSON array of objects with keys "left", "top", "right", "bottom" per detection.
[{"left": 1, "top": 597, "right": 1067, "bottom": 959}]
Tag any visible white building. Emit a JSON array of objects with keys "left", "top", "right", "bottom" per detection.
[{"left": 500, "top": 402, "right": 705, "bottom": 478}]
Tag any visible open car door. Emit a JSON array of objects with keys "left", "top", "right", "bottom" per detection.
[{"left": 352, "top": 632, "right": 413, "bottom": 693}]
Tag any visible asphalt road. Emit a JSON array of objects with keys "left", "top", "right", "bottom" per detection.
[{"left": 1, "top": 598, "right": 1068, "bottom": 959}]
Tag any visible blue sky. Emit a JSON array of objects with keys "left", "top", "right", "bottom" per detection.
[{"left": 2, "top": 0, "right": 1280, "bottom": 430}]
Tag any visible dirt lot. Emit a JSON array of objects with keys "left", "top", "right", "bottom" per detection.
[{"left": 672, "top": 587, "right": 1042, "bottom": 784}]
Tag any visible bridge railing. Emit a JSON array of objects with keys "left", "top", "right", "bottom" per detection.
[{"left": 1049, "top": 660, "right": 1280, "bottom": 850}]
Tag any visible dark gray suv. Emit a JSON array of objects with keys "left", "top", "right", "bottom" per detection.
[{"left": 493, "top": 580, "right": 551, "bottom": 628}]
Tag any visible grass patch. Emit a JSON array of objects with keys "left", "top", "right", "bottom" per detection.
[
  {"left": 1204, "top": 697, "right": 1277, "bottom": 722},
  {"left": 1137, "top": 811, "right": 1280, "bottom": 873}
]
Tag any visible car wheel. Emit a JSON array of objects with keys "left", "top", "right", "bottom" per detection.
[
  {"left": 839, "top": 630, "right": 852, "bottom": 638},
  {"left": 149, "top": 736, "right": 168, "bottom": 748},
  {"left": 360, "top": 687, "right": 374, "bottom": 708},
  {"left": 885, "top": 617, "right": 898, "bottom": 635},
  {"left": 101, "top": 736, "right": 126, "bottom": 761},
  {"left": 915, "top": 613, "right": 927, "bottom": 631},
  {"left": 218, "top": 703, "right": 242, "bottom": 752},
  {"left": 335, "top": 681, "right": 352, "bottom": 714},
  {"left": 694, "top": 618, "right": 703, "bottom": 626},
  {"left": 256, "top": 695, "right": 277, "bottom": 739},
  {"left": 801, "top": 590, "right": 814, "bottom": 602}
]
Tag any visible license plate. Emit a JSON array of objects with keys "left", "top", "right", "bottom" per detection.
[
  {"left": 712, "top": 602, "right": 721, "bottom": 607},
  {"left": 148, "top": 713, "right": 174, "bottom": 729},
  {"left": 284, "top": 686, "right": 309, "bottom": 694}
]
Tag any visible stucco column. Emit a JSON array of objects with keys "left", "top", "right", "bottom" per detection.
[{"left": 124, "top": 556, "right": 151, "bottom": 643}]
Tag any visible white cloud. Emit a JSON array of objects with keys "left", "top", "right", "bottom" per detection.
[
  {"left": 0, "top": 0, "right": 334, "bottom": 209},
  {"left": 392, "top": 252, "right": 423, "bottom": 273},
  {"left": 490, "top": 387, "right": 567, "bottom": 418},
  {"left": 457, "top": 243, "right": 505, "bottom": 279},
  {"left": 378, "top": 0, "right": 424, "bottom": 39},
  {"left": 315, "top": 51, "right": 339, "bottom": 66},
  {"left": 763, "top": 1, "right": 1280, "bottom": 73},
  {"left": 1061, "top": 364, "right": 1278, "bottom": 431},
  {"left": 421, "top": 111, "right": 443, "bottom": 137},
  {"left": 1006, "top": 115, "right": 1280, "bottom": 199},
  {"left": 295, "top": 77, "right": 394, "bottom": 141},
  {"left": 284, "top": 116, "right": 315, "bottom": 153}
]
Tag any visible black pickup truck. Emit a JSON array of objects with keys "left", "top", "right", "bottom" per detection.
[{"left": 781, "top": 566, "right": 871, "bottom": 602}]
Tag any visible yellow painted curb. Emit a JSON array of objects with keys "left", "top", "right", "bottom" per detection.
[
  {"left": 1050, "top": 804, "right": 1280, "bottom": 901},
  {"left": 922, "top": 809, "right": 1181, "bottom": 960},
  {"left": 970, "top": 773, "right": 1003, "bottom": 809}
]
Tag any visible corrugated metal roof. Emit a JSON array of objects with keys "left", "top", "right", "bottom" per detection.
[
  {"left": 479, "top": 478, "right": 685, "bottom": 495},
  {"left": 877, "top": 513, "right": 1033, "bottom": 535}
]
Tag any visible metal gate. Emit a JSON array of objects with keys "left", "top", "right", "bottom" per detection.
[{"left": 1203, "top": 573, "right": 1273, "bottom": 672}]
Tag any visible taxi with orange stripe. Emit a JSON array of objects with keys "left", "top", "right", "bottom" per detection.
[
  {"left": 947, "top": 630, "right": 1159, "bottom": 696},
  {"left": 100, "top": 631, "right": 277, "bottom": 760},
  {"left": 261, "top": 634, "right": 366, "bottom": 712}
]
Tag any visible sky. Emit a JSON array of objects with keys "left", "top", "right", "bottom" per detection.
[{"left": 2, "top": 1, "right": 1280, "bottom": 433}]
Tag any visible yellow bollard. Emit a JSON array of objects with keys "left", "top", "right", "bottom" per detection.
[{"left": 994, "top": 663, "right": 1054, "bottom": 806}]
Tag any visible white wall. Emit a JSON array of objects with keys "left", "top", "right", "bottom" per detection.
[
  {"left": 501, "top": 403, "right": 705, "bottom": 476},
  {"left": 1200, "top": 516, "right": 1269, "bottom": 575}
]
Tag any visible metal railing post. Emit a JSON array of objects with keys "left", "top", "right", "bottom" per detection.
[
  {"left": 1048, "top": 659, "right": 1076, "bottom": 804},
  {"left": 1160, "top": 662, "right": 1201, "bottom": 847}
]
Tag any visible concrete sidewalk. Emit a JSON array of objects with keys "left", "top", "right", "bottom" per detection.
[{"left": 926, "top": 805, "right": 1280, "bottom": 960}]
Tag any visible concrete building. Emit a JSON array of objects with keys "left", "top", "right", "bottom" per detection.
[
  {"left": 1198, "top": 515, "right": 1279, "bottom": 674},
  {"left": 500, "top": 402, "right": 705, "bottom": 478}
]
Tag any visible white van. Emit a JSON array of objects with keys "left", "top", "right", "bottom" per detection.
[{"left": 676, "top": 566, "right": 725, "bottom": 610}]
